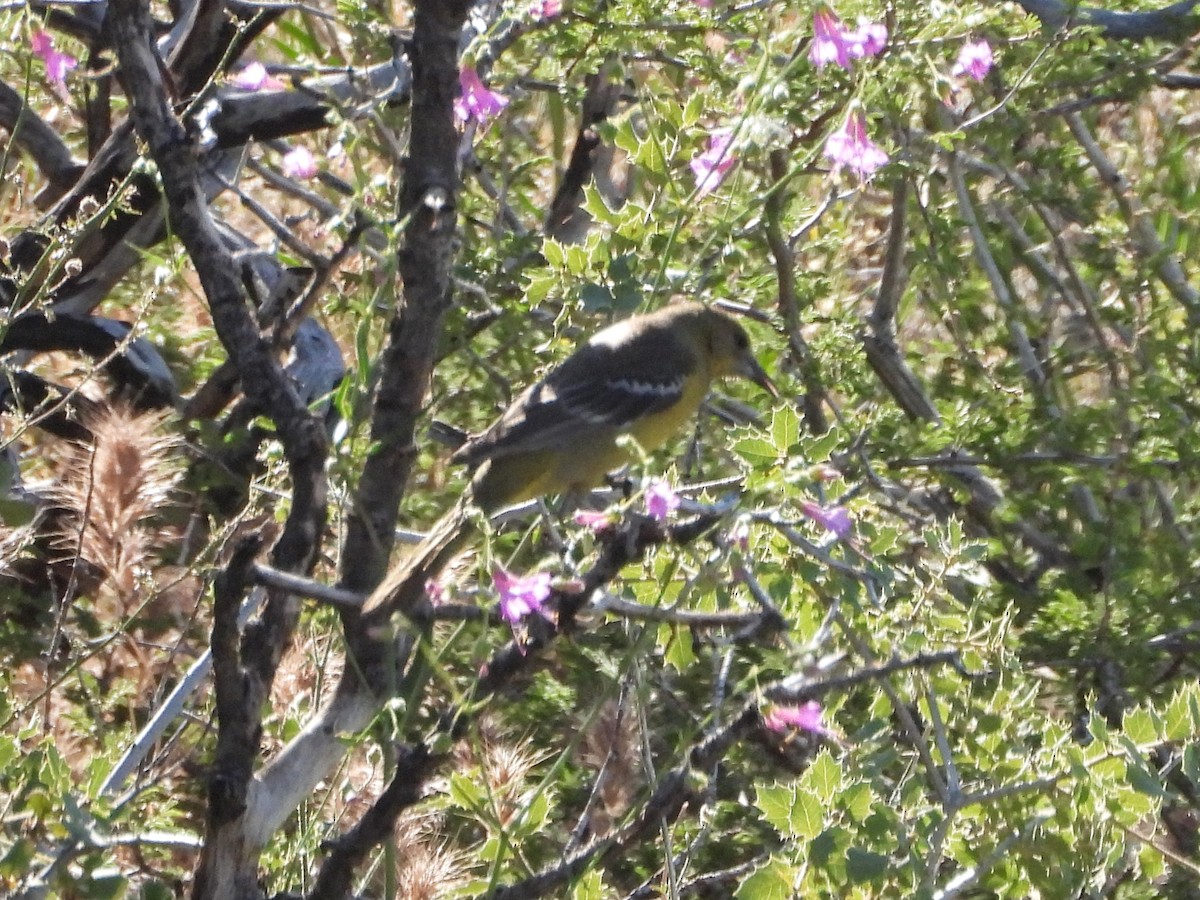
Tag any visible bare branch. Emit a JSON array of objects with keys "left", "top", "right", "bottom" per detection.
[
  {"left": 1064, "top": 110, "right": 1200, "bottom": 327},
  {"left": 860, "top": 177, "right": 940, "bottom": 422},
  {"left": 1014, "top": 0, "right": 1200, "bottom": 41},
  {"left": 764, "top": 148, "right": 830, "bottom": 433}
]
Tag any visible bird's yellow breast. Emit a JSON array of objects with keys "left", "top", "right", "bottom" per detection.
[
  {"left": 626, "top": 368, "right": 711, "bottom": 451},
  {"left": 471, "top": 368, "right": 712, "bottom": 510}
]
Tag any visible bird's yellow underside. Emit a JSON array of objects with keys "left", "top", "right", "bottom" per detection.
[
  {"left": 458, "top": 302, "right": 774, "bottom": 512},
  {"left": 472, "top": 370, "right": 710, "bottom": 510}
]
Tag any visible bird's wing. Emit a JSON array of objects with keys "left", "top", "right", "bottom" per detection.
[
  {"left": 454, "top": 335, "right": 698, "bottom": 464},
  {"left": 555, "top": 367, "right": 688, "bottom": 426}
]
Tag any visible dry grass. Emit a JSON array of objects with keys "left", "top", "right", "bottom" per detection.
[
  {"left": 15, "top": 404, "right": 201, "bottom": 774},
  {"left": 52, "top": 405, "right": 183, "bottom": 601},
  {"left": 579, "top": 697, "right": 642, "bottom": 838}
]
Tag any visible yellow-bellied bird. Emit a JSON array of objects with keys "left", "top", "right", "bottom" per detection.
[
  {"left": 454, "top": 302, "right": 777, "bottom": 512},
  {"left": 362, "top": 301, "right": 775, "bottom": 627}
]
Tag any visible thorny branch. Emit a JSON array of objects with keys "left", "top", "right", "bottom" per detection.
[{"left": 488, "top": 650, "right": 964, "bottom": 900}]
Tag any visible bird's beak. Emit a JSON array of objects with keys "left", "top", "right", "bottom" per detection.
[{"left": 738, "top": 353, "right": 778, "bottom": 398}]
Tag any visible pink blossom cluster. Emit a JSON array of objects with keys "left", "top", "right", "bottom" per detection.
[
  {"left": 455, "top": 67, "right": 509, "bottom": 128},
  {"left": 823, "top": 109, "right": 888, "bottom": 181},
  {"left": 644, "top": 479, "right": 681, "bottom": 521},
  {"left": 808, "top": 4, "right": 887, "bottom": 71},
  {"left": 493, "top": 566, "right": 552, "bottom": 625},
  {"left": 691, "top": 129, "right": 736, "bottom": 196},
  {"left": 953, "top": 39, "right": 994, "bottom": 82},
  {"left": 691, "top": 5, "right": 897, "bottom": 190},
  {"left": 30, "top": 30, "right": 76, "bottom": 98},
  {"left": 763, "top": 700, "right": 831, "bottom": 736},
  {"left": 282, "top": 146, "right": 318, "bottom": 180},
  {"left": 528, "top": 0, "right": 562, "bottom": 17},
  {"left": 233, "top": 61, "right": 285, "bottom": 92},
  {"left": 801, "top": 499, "right": 853, "bottom": 540},
  {"left": 808, "top": 5, "right": 891, "bottom": 180}
]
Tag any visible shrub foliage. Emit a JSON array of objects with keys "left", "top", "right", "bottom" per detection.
[{"left": 2, "top": 0, "right": 1200, "bottom": 896}]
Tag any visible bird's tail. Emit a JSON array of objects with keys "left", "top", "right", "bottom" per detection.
[{"left": 361, "top": 494, "right": 477, "bottom": 624}]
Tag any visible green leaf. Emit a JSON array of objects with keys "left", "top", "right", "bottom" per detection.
[
  {"left": 757, "top": 784, "right": 794, "bottom": 835},
  {"left": 582, "top": 187, "right": 621, "bottom": 226},
  {"left": 735, "top": 858, "right": 797, "bottom": 900},
  {"left": 0, "top": 838, "right": 35, "bottom": 877},
  {"left": 1164, "top": 688, "right": 1198, "bottom": 741},
  {"left": 543, "top": 239, "right": 565, "bottom": 268},
  {"left": 448, "top": 771, "right": 486, "bottom": 811},
  {"left": 1124, "top": 755, "right": 1166, "bottom": 799},
  {"left": 612, "top": 282, "right": 643, "bottom": 312},
  {"left": 613, "top": 119, "right": 641, "bottom": 157},
  {"left": 846, "top": 847, "right": 889, "bottom": 883},
  {"left": 608, "top": 254, "right": 634, "bottom": 282},
  {"left": 682, "top": 91, "right": 705, "bottom": 129},
  {"left": 1122, "top": 708, "right": 1160, "bottom": 746},
  {"left": 478, "top": 835, "right": 502, "bottom": 862},
  {"left": 1139, "top": 843, "right": 1167, "bottom": 882},
  {"left": 80, "top": 870, "right": 127, "bottom": 900},
  {"left": 771, "top": 405, "right": 800, "bottom": 453},
  {"left": 354, "top": 317, "right": 372, "bottom": 383},
  {"left": 516, "top": 788, "right": 551, "bottom": 837},
  {"left": 840, "top": 782, "right": 874, "bottom": 822},
  {"left": 579, "top": 283, "right": 614, "bottom": 311},
  {"left": 802, "top": 427, "right": 841, "bottom": 465},
  {"left": 1189, "top": 689, "right": 1200, "bottom": 735},
  {"left": 660, "top": 623, "right": 697, "bottom": 671},
  {"left": 565, "top": 244, "right": 590, "bottom": 275},
  {"left": 1183, "top": 742, "right": 1200, "bottom": 786},
  {"left": 0, "top": 736, "right": 16, "bottom": 775},
  {"left": 525, "top": 273, "right": 557, "bottom": 304},
  {"left": 802, "top": 751, "right": 842, "bottom": 804},
  {"left": 139, "top": 883, "right": 177, "bottom": 900},
  {"left": 734, "top": 436, "right": 778, "bottom": 464},
  {"left": 789, "top": 788, "right": 825, "bottom": 840},
  {"left": 631, "top": 131, "right": 667, "bottom": 175},
  {"left": 809, "top": 826, "right": 850, "bottom": 877}
]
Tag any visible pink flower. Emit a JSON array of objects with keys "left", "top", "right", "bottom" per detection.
[
  {"left": 282, "top": 146, "right": 318, "bottom": 180},
  {"left": 454, "top": 67, "right": 509, "bottom": 127},
  {"left": 529, "top": 0, "right": 562, "bottom": 16},
  {"left": 809, "top": 7, "right": 886, "bottom": 70},
  {"left": 801, "top": 500, "right": 852, "bottom": 540},
  {"left": 574, "top": 509, "right": 615, "bottom": 532},
  {"left": 952, "top": 39, "right": 994, "bottom": 82},
  {"left": 425, "top": 579, "right": 448, "bottom": 606},
  {"left": 823, "top": 110, "right": 888, "bottom": 180},
  {"left": 690, "top": 129, "right": 736, "bottom": 195},
  {"left": 493, "top": 566, "right": 552, "bottom": 623},
  {"left": 809, "top": 5, "right": 852, "bottom": 70},
  {"left": 693, "top": 0, "right": 714, "bottom": 6},
  {"left": 764, "top": 700, "right": 830, "bottom": 736},
  {"left": 234, "top": 62, "right": 285, "bottom": 91},
  {"left": 30, "top": 30, "right": 77, "bottom": 90},
  {"left": 645, "top": 480, "right": 681, "bottom": 521},
  {"left": 845, "top": 19, "right": 888, "bottom": 58}
]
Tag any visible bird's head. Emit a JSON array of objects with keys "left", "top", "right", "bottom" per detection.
[{"left": 702, "top": 307, "right": 778, "bottom": 398}]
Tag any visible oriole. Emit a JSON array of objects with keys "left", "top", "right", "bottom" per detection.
[
  {"left": 362, "top": 301, "right": 775, "bottom": 624},
  {"left": 454, "top": 301, "right": 777, "bottom": 512}
]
